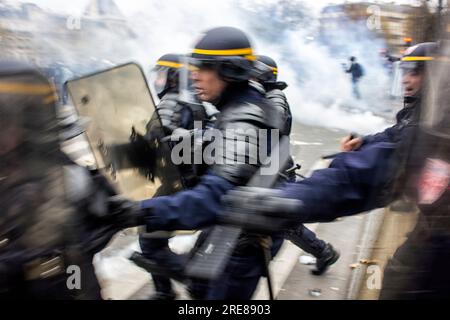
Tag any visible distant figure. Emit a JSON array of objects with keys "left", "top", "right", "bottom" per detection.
[
  {"left": 379, "top": 49, "right": 401, "bottom": 99},
  {"left": 379, "top": 49, "right": 399, "bottom": 76},
  {"left": 345, "top": 56, "right": 364, "bottom": 99}
]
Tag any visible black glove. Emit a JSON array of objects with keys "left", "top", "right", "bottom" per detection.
[
  {"left": 97, "top": 127, "right": 156, "bottom": 180},
  {"left": 219, "top": 187, "right": 303, "bottom": 234},
  {"left": 107, "top": 195, "right": 145, "bottom": 229},
  {"left": 78, "top": 191, "right": 152, "bottom": 257}
]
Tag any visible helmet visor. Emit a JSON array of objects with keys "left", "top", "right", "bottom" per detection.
[
  {"left": 400, "top": 60, "right": 425, "bottom": 75},
  {"left": 177, "top": 56, "right": 198, "bottom": 103},
  {"left": 150, "top": 66, "right": 170, "bottom": 98},
  {"left": 191, "top": 55, "right": 253, "bottom": 82}
]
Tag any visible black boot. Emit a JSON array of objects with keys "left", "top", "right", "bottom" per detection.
[{"left": 311, "top": 243, "right": 340, "bottom": 276}]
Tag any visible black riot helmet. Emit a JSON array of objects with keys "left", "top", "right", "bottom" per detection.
[
  {"left": 254, "top": 55, "right": 288, "bottom": 91},
  {"left": 255, "top": 55, "right": 278, "bottom": 83},
  {"left": 400, "top": 42, "right": 437, "bottom": 103},
  {"left": 0, "top": 61, "right": 60, "bottom": 158},
  {"left": 151, "top": 53, "right": 183, "bottom": 99},
  {"left": 400, "top": 42, "right": 437, "bottom": 74},
  {"left": 191, "top": 26, "right": 255, "bottom": 82}
]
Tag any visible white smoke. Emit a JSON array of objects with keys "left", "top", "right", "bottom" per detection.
[
  {"left": 17, "top": 0, "right": 395, "bottom": 134},
  {"left": 119, "top": 0, "right": 394, "bottom": 134}
]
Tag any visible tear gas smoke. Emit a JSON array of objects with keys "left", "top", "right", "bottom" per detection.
[{"left": 10, "top": 0, "right": 394, "bottom": 134}]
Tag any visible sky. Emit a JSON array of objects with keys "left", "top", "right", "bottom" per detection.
[{"left": 5, "top": 0, "right": 429, "bottom": 16}]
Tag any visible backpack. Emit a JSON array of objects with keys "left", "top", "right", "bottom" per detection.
[{"left": 354, "top": 63, "right": 364, "bottom": 78}]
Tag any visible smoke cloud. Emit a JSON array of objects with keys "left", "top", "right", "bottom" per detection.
[{"left": 13, "top": 0, "right": 395, "bottom": 134}]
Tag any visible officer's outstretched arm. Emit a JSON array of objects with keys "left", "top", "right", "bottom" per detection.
[
  {"left": 282, "top": 141, "right": 399, "bottom": 222},
  {"left": 140, "top": 173, "right": 235, "bottom": 231},
  {"left": 99, "top": 127, "right": 157, "bottom": 178},
  {"left": 220, "top": 141, "right": 400, "bottom": 230},
  {"left": 362, "top": 125, "right": 397, "bottom": 146}
]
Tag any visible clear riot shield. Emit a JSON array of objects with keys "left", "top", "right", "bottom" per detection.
[
  {"left": 178, "top": 55, "right": 199, "bottom": 104},
  {"left": 67, "top": 63, "right": 183, "bottom": 201},
  {"left": 390, "top": 61, "right": 404, "bottom": 99},
  {"left": 422, "top": 39, "right": 450, "bottom": 139}
]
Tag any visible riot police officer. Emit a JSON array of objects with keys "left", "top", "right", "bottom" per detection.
[
  {"left": 379, "top": 37, "right": 450, "bottom": 299},
  {"left": 255, "top": 55, "right": 339, "bottom": 275},
  {"left": 0, "top": 61, "right": 123, "bottom": 299},
  {"left": 340, "top": 43, "right": 437, "bottom": 212},
  {"left": 140, "top": 53, "right": 210, "bottom": 300},
  {"left": 254, "top": 55, "right": 292, "bottom": 138},
  {"left": 110, "top": 26, "right": 290, "bottom": 299},
  {"left": 218, "top": 42, "right": 444, "bottom": 298}
]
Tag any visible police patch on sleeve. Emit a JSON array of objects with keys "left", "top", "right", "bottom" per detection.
[{"left": 418, "top": 158, "right": 450, "bottom": 205}]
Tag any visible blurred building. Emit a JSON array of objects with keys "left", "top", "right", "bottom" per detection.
[
  {"left": 319, "top": 1, "right": 437, "bottom": 55},
  {"left": 0, "top": 2, "right": 46, "bottom": 60},
  {"left": 0, "top": 0, "right": 134, "bottom": 67},
  {"left": 82, "top": 0, "right": 135, "bottom": 38}
]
